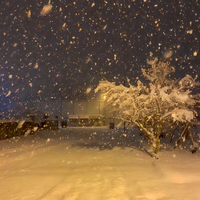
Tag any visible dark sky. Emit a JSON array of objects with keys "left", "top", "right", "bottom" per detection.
[{"left": 0, "top": 0, "right": 200, "bottom": 113}]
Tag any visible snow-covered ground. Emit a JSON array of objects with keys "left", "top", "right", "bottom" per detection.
[{"left": 0, "top": 127, "right": 200, "bottom": 200}]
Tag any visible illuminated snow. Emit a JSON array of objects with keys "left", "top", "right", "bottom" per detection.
[{"left": 0, "top": 127, "right": 200, "bottom": 200}]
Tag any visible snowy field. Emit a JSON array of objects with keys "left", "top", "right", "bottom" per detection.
[{"left": 0, "top": 127, "right": 200, "bottom": 200}]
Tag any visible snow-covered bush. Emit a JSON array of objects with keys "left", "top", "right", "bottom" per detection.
[{"left": 95, "top": 58, "right": 200, "bottom": 156}]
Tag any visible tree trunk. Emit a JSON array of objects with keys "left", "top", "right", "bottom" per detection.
[
  {"left": 135, "top": 121, "right": 161, "bottom": 158},
  {"left": 154, "top": 123, "right": 162, "bottom": 154},
  {"left": 146, "top": 137, "right": 159, "bottom": 159},
  {"left": 147, "top": 134, "right": 157, "bottom": 153}
]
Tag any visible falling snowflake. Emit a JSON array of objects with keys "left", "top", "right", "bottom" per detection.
[
  {"left": 86, "top": 87, "right": 92, "bottom": 94},
  {"left": 34, "top": 63, "right": 39, "bottom": 69},
  {"left": 62, "top": 23, "right": 66, "bottom": 28},
  {"left": 32, "top": 127, "right": 38, "bottom": 132},
  {"left": 5, "top": 91, "right": 11, "bottom": 97},
  {"left": 46, "top": 138, "right": 51, "bottom": 143},
  {"left": 163, "top": 49, "right": 173, "bottom": 60},
  {"left": 17, "top": 120, "right": 25, "bottom": 129},
  {"left": 24, "top": 130, "right": 31, "bottom": 137},
  {"left": 86, "top": 57, "right": 91, "bottom": 64},
  {"left": 186, "top": 29, "right": 193, "bottom": 34},
  {"left": 103, "top": 24, "right": 107, "bottom": 30},
  {"left": 27, "top": 10, "right": 31, "bottom": 18},
  {"left": 193, "top": 51, "right": 198, "bottom": 56},
  {"left": 40, "top": 4, "right": 53, "bottom": 16}
]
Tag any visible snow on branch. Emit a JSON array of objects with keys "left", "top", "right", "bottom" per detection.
[
  {"left": 95, "top": 57, "right": 200, "bottom": 155},
  {"left": 96, "top": 58, "right": 199, "bottom": 128},
  {"left": 179, "top": 74, "right": 200, "bottom": 89},
  {"left": 171, "top": 108, "right": 195, "bottom": 122},
  {"left": 142, "top": 58, "right": 175, "bottom": 86}
]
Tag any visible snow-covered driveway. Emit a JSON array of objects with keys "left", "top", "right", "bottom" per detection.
[{"left": 0, "top": 127, "right": 200, "bottom": 200}]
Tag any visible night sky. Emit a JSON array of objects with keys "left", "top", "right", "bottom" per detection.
[{"left": 0, "top": 0, "right": 200, "bottom": 114}]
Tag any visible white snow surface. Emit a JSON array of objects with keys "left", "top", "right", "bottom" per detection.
[{"left": 0, "top": 127, "right": 200, "bottom": 200}]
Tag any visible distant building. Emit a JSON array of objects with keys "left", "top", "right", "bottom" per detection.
[{"left": 32, "top": 100, "right": 121, "bottom": 127}]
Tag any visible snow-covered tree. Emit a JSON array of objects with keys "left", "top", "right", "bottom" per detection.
[{"left": 95, "top": 58, "right": 200, "bottom": 156}]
